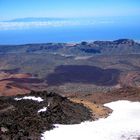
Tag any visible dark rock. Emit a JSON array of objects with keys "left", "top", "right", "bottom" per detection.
[
  {"left": 113, "top": 39, "right": 135, "bottom": 45},
  {"left": 0, "top": 91, "right": 93, "bottom": 139},
  {"left": 81, "top": 41, "right": 88, "bottom": 46}
]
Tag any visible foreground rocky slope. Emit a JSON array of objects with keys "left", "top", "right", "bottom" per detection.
[
  {"left": 43, "top": 100, "right": 140, "bottom": 140},
  {"left": 0, "top": 91, "right": 92, "bottom": 140},
  {"left": 0, "top": 87, "right": 139, "bottom": 139}
]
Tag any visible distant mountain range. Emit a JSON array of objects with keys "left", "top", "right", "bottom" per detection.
[{"left": 0, "top": 39, "right": 140, "bottom": 56}]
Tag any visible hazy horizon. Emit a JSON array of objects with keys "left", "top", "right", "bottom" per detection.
[
  {"left": 1, "top": 0, "right": 140, "bottom": 19},
  {"left": 0, "top": 0, "right": 140, "bottom": 44}
]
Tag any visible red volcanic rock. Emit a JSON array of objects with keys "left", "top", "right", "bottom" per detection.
[{"left": 0, "top": 71, "right": 38, "bottom": 96}]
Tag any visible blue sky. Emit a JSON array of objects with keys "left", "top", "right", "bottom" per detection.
[
  {"left": 0, "top": 0, "right": 140, "bottom": 43},
  {"left": 0, "top": 0, "right": 140, "bottom": 20}
]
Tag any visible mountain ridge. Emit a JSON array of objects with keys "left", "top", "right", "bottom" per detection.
[{"left": 0, "top": 39, "right": 139, "bottom": 55}]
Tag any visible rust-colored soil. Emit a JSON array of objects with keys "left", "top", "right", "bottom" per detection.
[
  {"left": 0, "top": 81, "right": 30, "bottom": 96},
  {"left": 120, "top": 72, "right": 140, "bottom": 87},
  {"left": 70, "top": 98, "right": 112, "bottom": 119},
  {"left": 0, "top": 72, "right": 33, "bottom": 96},
  {"left": 67, "top": 87, "right": 140, "bottom": 105}
]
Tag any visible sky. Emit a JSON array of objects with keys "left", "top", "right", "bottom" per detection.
[{"left": 0, "top": 0, "right": 140, "bottom": 20}]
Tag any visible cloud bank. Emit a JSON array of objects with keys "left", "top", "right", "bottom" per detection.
[{"left": 0, "top": 19, "right": 114, "bottom": 30}]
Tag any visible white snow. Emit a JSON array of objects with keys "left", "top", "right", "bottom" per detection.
[
  {"left": 42, "top": 100, "right": 140, "bottom": 140},
  {"left": 14, "top": 96, "right": 43, "bottom": 102},
  {"left": 38, "top": 107, "right": 48, "bottom": 113},
  {"left": 75, "top": 56, "right": 93, "bottom": 60}
]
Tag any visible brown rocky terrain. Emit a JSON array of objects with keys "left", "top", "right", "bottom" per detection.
[
  {"left": 0, "top": 72, "right": 30, "bottom": 96},
  {"left": 120, "top": 72, "right": 140, "bottom": 87},
  {"left": 70, "top": 98, "right": 112, "bottom": 119},
  {"left": 67, "top": 87, "right": 140, "bottom": 105},
  {"left": 0, "top": 70, "right": 48, "bottom": 96}
]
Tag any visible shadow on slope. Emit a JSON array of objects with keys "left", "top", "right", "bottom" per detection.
[{"left": 46, "top": 65, "right": 120, "bottom": 86}]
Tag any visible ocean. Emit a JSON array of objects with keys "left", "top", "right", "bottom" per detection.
[{"left": 0, "top": 22, "right": 140, "bottom": 45}]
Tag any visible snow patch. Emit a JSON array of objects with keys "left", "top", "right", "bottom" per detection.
[
  {"left": 75, "top": 56, "right": 93, "bottom": 60},
  {"left": 14, "top": 96, "right": 43, "bottom": 102},
  {"left": 42, "top": 100, "right": 140, "bottom": 140},
  {"left": 38, "top": 107, "right": 48, "bottom": 113}
]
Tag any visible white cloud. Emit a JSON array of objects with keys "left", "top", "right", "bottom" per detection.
[{"left": 0, "top": 19, "right": 115, "bottom": 30}]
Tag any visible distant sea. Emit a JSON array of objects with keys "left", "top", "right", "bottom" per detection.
[{"left": 0, "top": 17, "right": 140, "bottom": 44}]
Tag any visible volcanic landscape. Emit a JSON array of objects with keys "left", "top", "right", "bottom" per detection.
[{"left": 0, "top": 39, "right": 140, "bottom": 139}]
